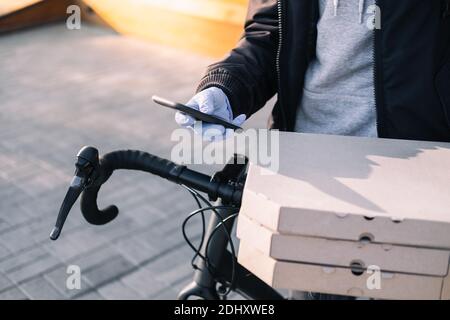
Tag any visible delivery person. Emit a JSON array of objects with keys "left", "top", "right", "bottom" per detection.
[{"left": 175, "top": 0, "right": 450, "bottom": 142}]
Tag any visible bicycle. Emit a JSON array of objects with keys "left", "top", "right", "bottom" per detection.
[{"left": 50, "top": 146, "right": 285, "bottom": 300}]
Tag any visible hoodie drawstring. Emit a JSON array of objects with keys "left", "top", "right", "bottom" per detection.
[
  {"left": 333, "top": 0, "right": 366, "bottom": 24},
  {"left": 358, "top": 0, "right": 365, "bottom": 23},
  {"left": 333, "top": 0, "right": 339, "bottom": 16}
]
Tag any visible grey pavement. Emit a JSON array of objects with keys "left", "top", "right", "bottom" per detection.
[{"left": 0, "top": 22, "right": 272, "bottom": 299}]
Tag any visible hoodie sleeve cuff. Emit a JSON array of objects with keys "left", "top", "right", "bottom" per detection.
[{"left": 196, "top": 69, "right": 250, "bottom": 117}]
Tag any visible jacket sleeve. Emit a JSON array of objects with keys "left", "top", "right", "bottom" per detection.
[{"left": 196, "top": 0, "right": 279, "bottom": 118}]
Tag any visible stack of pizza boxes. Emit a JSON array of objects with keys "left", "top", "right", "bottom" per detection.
[{"left": 236, "top": 133, "right": 450, "bottom": 299}]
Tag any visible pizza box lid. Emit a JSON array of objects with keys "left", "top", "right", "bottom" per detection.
[{"left": 240, "top": 132, "right": 450, "bottom": 248}]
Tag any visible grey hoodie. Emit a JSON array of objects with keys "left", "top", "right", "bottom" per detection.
[{"left": 294, "top": 0, "right": 378, "bottom": 137}]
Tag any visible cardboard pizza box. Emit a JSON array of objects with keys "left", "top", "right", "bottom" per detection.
[
  {"left": 240, "top": 133, "right": 450, "bottom": 248},
  {"left": 236, "top": 214, "right": 450, "bottom": 276},
  {"left": 237, "top": 241, "right": 450, "bottom": 300}
]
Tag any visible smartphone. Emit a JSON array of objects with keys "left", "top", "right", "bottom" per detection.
[{"left": 152, "top": 95, "right": 242, "bottom": 130}]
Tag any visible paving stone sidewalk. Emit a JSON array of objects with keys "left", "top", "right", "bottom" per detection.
[{"left": 0, "top": 23, "right": 271, "bottom": 300}]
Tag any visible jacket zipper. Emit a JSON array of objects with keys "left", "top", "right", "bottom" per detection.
[
  {"left": 372, "top": 0, "right": 381, "bottom": 136},
  {"left": 276, "top": 0, "right": 287, "bottom": 131}
]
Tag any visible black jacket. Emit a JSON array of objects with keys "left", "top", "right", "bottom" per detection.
[{"left": 197, "top": 0, "right": 450, "bottom": 142}]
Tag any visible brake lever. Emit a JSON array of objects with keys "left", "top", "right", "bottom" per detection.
[{"left": 50, "top": 146, "right": 99, "bottom": 240}]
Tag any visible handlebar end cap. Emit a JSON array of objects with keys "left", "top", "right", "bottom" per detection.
[{"left": 49, "top": 226, "right": 61, "bottom": 241}]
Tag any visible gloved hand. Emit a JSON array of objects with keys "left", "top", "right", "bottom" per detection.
[{"left": 175, "top": 87, "right": 246, "bottom": 141}]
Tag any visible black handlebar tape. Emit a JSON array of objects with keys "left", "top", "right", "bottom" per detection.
[
  {"left": 80, "top": 149, "right": 243, "bottom": 225},
  {"left": 80, "top": 150, "right": 186, "bottom": 225},
  {"left": 100, "top": 149, "right": 185, "bottom": 180},
  {"left": 80, "top": 185, "right": 119, "bottom": 225}
]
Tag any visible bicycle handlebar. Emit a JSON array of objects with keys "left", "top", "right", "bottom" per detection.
[
  {"left": 81, "top": 149, "right": 242, "bottom": 224},
  {"left": 50, "top": 147, "right": 243, "bottom": 240}
]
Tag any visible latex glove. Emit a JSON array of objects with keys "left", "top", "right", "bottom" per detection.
[{"left": 175, "top": 87, "right": 246, "bottom": 141}]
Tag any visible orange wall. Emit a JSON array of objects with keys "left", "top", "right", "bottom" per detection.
[{"left": 82, "top": 0, "right": 249, "bottom": 57}]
